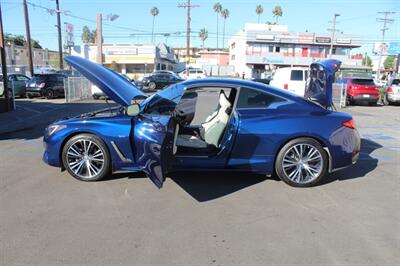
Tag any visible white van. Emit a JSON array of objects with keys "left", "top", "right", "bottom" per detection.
[
  {"left": 270, "top": 67, "right": 308, "bottom": 96},
  {"left": 179, "top": 68, "right": 207, "bottom": 80}
]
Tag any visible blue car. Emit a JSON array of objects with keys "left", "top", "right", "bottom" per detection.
[{"left": 43, "top": 56, "right": 360, "bottom": 188}]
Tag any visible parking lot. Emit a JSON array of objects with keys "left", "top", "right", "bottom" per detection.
[{"left": 0, "top": 98, "right": 399, "bottom": 265}]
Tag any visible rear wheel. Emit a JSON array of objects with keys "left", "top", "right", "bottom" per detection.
[
  {"left": 275, "top": 138, "right": 328, "bottom": 187},
  {"left": 45, "top": 89, "right": 54, "bottom": 99},
  {"left": 148, "top": 81, "right": 156, "bottom": 91},
  {"left": 62, "top": 134, "right": 110, "bottom": 181}
]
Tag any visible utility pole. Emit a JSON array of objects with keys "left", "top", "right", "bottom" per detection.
[
  {"left": 0, "top": 2, "right": 13, "bottom": 112},
  {"left": 23, "top": 0, "right": 34, "bottom": 76},
  {"left": 96, "top": 13, "right": 103, "bottom": 65},
  {"left": 329, "top": 13, "right": 340, "bottom": 58},
  {"left": 178, "top": 0, "right": 199, "bottom": 64},
  {"left": 376, "top": 11, "right": 395, "bottom": 79},
  {"left": 55, "top": 0, "right": 63, "bottom": 69}
]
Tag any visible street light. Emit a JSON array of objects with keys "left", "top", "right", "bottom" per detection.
[{"left": 329, "top": 13, "right": 340, "bottom": 58}]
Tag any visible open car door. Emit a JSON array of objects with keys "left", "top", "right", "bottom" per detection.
[{"left": 132, "top": 114, "right": 176, "bottom": 188}]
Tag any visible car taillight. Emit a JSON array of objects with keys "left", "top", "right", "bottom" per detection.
[
  {"left": 39, "top": 82, "right": 45, "bottom": 88},
  {"left": 387, "top": 87, "right": 393, "bottom": 94},
  {"left": 283, "top": 84, "right": 288, "bottom": 90},
  {"left": 342, "top": 119, "right": 356, "bottom": 129}
]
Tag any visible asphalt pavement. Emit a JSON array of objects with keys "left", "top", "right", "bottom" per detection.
[{"left": 0, "top": 98, "right": 399, "bottom": 265}]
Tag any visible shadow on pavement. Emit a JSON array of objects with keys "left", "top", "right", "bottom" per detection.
[
  {"left": 0, "top": 99, "right": 114, "bottom": 141},
  {"left": 318, "top": 138, "right": 381, "bottom": 185},
  {"left": 169, "top": 172, "right": 270, "bottom": 202}
]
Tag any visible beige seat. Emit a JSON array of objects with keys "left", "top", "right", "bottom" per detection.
[{"left": 176, "top": 91, "right": 231, "bottom": 148}]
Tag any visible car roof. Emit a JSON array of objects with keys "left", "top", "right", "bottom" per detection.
[{"left": 180, "top": 78, "right": 303, "bottom": 101}]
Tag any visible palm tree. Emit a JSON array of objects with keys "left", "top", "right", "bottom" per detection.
[
  {"left": 221, "top": 9, "right": 229, "bottom": 48},
  {"left": 256, "top": 5, "right": 263, "bottom": 24},
  {"left": 199, "top": 28, "right": 208, "bottom": 48},
  {"left": 150, "top": 7, "right": 159, "bottom": 43},
  {"left": 213, "top": 2, "right": 222, "bottom": 48},
  {"left": 272, "top": 6, "right": 282, "bottom": 23}
]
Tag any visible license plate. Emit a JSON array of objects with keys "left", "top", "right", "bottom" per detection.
[{"left": 363, "top": 94, "right": 370, "bottom": 98}]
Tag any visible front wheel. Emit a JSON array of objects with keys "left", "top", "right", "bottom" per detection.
[
  {"left": 45, "top": 89, "right": 54, "bottom": 99},
  {"left": 62, "top": 134, "right": 111, "bottom": 181},
  {"left": 148, "top": 81, "right": 156, "bottom": 91},
  {"left": 275, "top": 138, "right": 328, "bottom": 187}
]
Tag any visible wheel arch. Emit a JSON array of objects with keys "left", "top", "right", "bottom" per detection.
[
  {"left": 272, "top": 134, "right": 332, "bottom": 174},
  {"left": 59, "top": 130, "right": 111, "bottom": 171}
]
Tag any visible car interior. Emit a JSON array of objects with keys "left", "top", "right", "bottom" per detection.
[{"left": 173, "top": 87, "right": 237, "bottom": 156}]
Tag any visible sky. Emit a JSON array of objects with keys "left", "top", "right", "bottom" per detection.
[{"left": 2, "top": 0, "right": 400, "bottom": 56}]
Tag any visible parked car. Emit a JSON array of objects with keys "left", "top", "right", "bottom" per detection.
[
  {"left": 179, "top": 68, "right": 207, "bottom": 80},
  {"left": 26, "top": 73, "right": 66, "bottom": 99},
  {"left": 92, "top": 72, "right": 136, "bottom": 100},
  {"left": 373, "top": 78, "right": 386, "bottom": 88},
  {"left": 385, "top": 78, "right": 400, "bottom": 105},
  {"left": 141, "top": 71, "right": 183, "bottom": 90},
  {"left": 43, "top": 56, "right": 360, "bottom": 188},
  {"left": 344, "top": 78, "right": 379, "bottom": 105},
  {"left": 0, "top": 73, "right": 30, "bottom": 97},
  {"left": 270, "top": 67, "right": 308, "bottom": 96}
]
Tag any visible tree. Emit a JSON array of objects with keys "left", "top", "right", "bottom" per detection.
[
  {"left": 199, "top": 28, "right": 208, "bottom": 48},
  {"left": 150, "top": 7, "right": 159, "bottom": 43},
  {"left": 81, "top": 26, "right": 95, "bottom": 44},
  {"left": 384, "top": 55, "right": 395, "bottom": 69},
  {"left": 221, "top": 9, "right": 229, "bottom": 48},
  {"left": 32, "top": 40, "right": 42, "bottom": 49},
  {"left": 5, "top": 34, "right": 26, "bottom": 46},
  {"left": 362, "top": 54, "right": 373, "bottom": 67},
  {"left": 256, "top": 5, "right": 263, "bottom": 24},
  {"left": 213, "top": 2, "right": 222, "bottom": 48},
  {"left": 272, "top": 6, "right": 283, "bottom": 23}
]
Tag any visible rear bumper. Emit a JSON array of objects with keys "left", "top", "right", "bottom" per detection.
[
  {"left": 350, "top": 94, "right": 379, "bottom": 102},
  {"left": 387, "top": 94, "right": 400, "bottom": 102}
]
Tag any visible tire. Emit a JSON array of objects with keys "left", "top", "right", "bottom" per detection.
[
  {"left": 275, "top": 137, "right": 328, "bottom": 187},
  {"left": 148, "top": 81, "right": 156, "bottom": 91},
  {"left": 62, "top": 134, "right": 111, "bottom": 182},
  {"left": 93, "top": 95, "right": 99, "bottom": 100},
  {"left": 368, "top": 101, "right": 377, "bottom": 106},
  {"left": 346, "top": 97, "right": 353, "bottom": 106},
  {"left": 45, "top": 89, "right": 54, "bottom": 99},
  {"left": 26, "top": 94, "right": 33, "bottom": 99}
]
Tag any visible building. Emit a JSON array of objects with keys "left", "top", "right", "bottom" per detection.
[
  {"left": 0, "top": 43, "right": 62, "bottom": 74},
  {"left": 174, "top": 47, "right": 233, "bottom": 76},
  {"left": 72, "top": 43, "right": 178, "bottom": 79},
  {"left": 229, "top": 24, "right": 363, "bottom": 79}
]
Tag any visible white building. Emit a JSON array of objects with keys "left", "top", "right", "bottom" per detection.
[{"left": 229, "top": 24, "right": 363, "bottom": 79}]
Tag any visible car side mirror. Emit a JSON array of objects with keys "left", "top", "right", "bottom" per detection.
[{"left": 127, "top": 103, "right": 140, "bottom": 116}]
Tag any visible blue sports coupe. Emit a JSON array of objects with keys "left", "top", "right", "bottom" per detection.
[{"left": 43, "top": 56, "right": 360, "bottom": 188}]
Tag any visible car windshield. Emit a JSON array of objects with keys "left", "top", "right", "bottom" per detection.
[
  {"left": 30, "top": 75, "right": 47, "bottom": 83},
  {"left": 141, "top": 84, "right": 184, "bottom": 114},
  {"left": 353, "top": 79, "right": 374, "bottom": 85},
  {"left": 290, "top": 70, "right": 304, "bottom": 81}
]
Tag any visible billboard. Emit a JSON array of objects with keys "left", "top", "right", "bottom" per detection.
[
  {"left": 64, "top": 22, "right": 74, "bottom": 47},
  {"left": 373, "top": 42, "right": 389, "bottom": 55}
]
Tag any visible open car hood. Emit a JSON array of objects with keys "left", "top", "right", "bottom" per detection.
[
  {"left": 304, "top": 59, "right": 341, "bottom": 108},
  {"left": 64, "top": 56, "right": 147, "bottom": 106}
]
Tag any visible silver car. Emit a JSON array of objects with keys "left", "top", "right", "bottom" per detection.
[{"left": 385, "top": 79, "right": 400, "bottom": 105}]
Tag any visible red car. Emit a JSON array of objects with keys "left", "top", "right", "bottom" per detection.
[{"left": 345, "top": 78, "right": 379, "bottom": 105}]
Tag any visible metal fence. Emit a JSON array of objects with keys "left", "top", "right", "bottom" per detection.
[
  {"left": 64, "top": 76, "right": 92, "bottom": 103},
  {"left": 332, "top": 82, "right": 347, "bottom": 109}
]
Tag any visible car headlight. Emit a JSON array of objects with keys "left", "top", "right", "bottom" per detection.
[{"left": 47, "top": 124, "right": 66, "bottom": 136}]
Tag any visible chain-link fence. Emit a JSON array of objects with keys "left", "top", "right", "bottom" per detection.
[
  {"left": 332, "top": 82, "right": 347, "bottom": 109},
  {"left": 64, "top": 77, "right": 92, "bottom": 103}
]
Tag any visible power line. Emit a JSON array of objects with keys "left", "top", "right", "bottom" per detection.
[{"left": 376, "top": 11, "right": 395, "bottom": 78}]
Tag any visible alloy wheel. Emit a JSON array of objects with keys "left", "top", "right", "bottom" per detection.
[
  {"left": 66, "top": 138, "right": 105, "bottom": 179},
  {"left": 281, "top": 143, "right": 323, "bottom": 185}
]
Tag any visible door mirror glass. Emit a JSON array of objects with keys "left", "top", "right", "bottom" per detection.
[{"left": 127, "top": 103, "right": 140, "bottom": 116}]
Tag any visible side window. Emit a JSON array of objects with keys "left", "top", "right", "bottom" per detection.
[
  {"left": 16, "top": 75, "right": 30, "bottom": 81},
  {"left": 237, "top": 87, "right": 285, "bottom": 109},
  {"left": 290, "top": 70, "right": 303, "bottom": 81}
]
